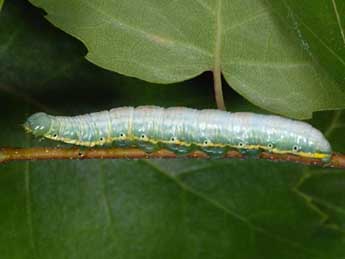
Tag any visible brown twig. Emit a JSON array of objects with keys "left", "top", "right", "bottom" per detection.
[{"left": 0, "top": 147, "right": 344, "bottom": 168}]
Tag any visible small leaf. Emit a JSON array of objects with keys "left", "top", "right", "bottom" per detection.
[{"left": 28, "top": 0, "right": 345, "bottom": 118}]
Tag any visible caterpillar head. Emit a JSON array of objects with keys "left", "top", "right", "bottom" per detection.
[{"left": 24, "top": 112, "right": 52, "bottom": 136}]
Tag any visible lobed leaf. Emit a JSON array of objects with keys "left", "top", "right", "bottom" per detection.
[{"left": 28, "top": 0, "right": 345, "bottom": 118}]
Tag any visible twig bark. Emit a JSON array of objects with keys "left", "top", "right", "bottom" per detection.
[{"left": 1, "top": 147, "right": 344, "bottom": 168}]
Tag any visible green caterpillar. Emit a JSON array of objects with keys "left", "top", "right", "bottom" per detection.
[{"left": 24, "top": 106, "right": 332, "bottom": 162}]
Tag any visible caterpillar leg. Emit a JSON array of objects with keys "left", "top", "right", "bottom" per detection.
[
  {"left": 113, "top": 140, "right": 133, "bottom": 148},
  {"left": 136, "top": 141, "right": 160, "bottom": 153},
  {"left": 239, "top": 149, "right": 261, "bottom": 158},
  {"left": 201, "top": 147, "right": 227, "bottom": 159},
  {"left": 162, "top": 143, "right": 193, "bottom": 155}
]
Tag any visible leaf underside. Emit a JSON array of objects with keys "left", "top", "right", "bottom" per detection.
[{"left": 28, "top": 0, "right": 345, "bottom": 119}]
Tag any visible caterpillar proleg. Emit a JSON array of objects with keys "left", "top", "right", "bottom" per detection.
[{"left": 24, "top": 106, "right": 332, "bottom": 162}]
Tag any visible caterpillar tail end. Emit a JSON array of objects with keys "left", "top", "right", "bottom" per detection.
[
  {"left": 321, "top": 153, "right": 333, "bottom": 164},
  {"left": 23, "top": 112, "right": 51, "bottom": 137}
]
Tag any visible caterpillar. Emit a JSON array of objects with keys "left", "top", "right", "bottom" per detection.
[{"left": 24, "top": 106, "right": 332, "bottom": 162}]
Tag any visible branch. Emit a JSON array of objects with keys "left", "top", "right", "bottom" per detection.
[{"left": 1, "top": 147, "right": 344, "bottom": 168}]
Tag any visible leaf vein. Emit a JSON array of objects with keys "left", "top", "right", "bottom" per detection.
[
  {"left": 331, "top": 0, "right": 345, "bottom": 46},
  {"left": 142, "top": 160, "right": 326, "bottom": 257},
  {"left": 224, "top": 9, "right": 268, "bottom": 34},
  {"left": 300, "top": 20, "right": 345, "bottom": 67},
  {"left": 193, "top": 0, "right": 215, "bottom": 15},
  {"left": 79, "top": 0, "right": 211, "bottom": 57},
  {"left": 325, "top": 110, "right": 343, "bottom": 137}
]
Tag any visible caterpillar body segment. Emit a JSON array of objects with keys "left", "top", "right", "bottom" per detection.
[{"left": 24, "top": 106, "right": 332, "bottom": 162}]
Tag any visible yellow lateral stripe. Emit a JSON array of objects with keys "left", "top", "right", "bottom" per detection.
[{"left": 40, "top": 134, "right": 330, "bottom": 159}]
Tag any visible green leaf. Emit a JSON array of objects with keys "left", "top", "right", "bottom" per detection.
[
  {"left": 1, "top": 91, "right": 345, "bottom": 258},
  {"left": 296, "top": 110, "right": 345, "bottom": 233},
  {"left": 1, "top": 93, "right": 345, "bottom": 259},
  {"left": 0, "top": 0, "right": 4, "bottom": 10},
  {"left": 28, "top": 0, "right": 345, "bottom": 118},
  {"left": 268, "top": 0, "right": 345, "bottom": 89},
  {"left": 1, "top": 1, "right": 345, "bottom": 258},
  {"left": 297, "top": 172, "right": 345, "bottom": 233},
  {"left": 314, "top": 110, "right": 345, "bottom": 153}
]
